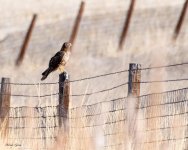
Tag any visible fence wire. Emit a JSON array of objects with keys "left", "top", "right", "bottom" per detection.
[
  {"left": 1, "top": 62, "right": 188, "bottom": 85},
  {"left": 0, "top": 61, "right": 188, "bottom": 99},
  {"left": 69, "top": 87, "right": 188, "bottom": 150},
  {"left": 0, "top": 62, "right": 188, "bottom": 149},
  {"left": 0, "top": 89, "right": 187, "bottom": 149},
  {"left": 1, "top": 105, "right": 60, "bottom": 149}
]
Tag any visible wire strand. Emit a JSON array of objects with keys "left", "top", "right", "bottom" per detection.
[
  {"left": 71, "top": 82, "right": 128, "bottom": 97},
  {"left": 0, "top": 62, "right": 188, "bottom": 85},
  {"left": 69, "top": 62, "right": 188, "bottom": 82},
  {"left": 139, "top": 78, "right": 188, "bottom": 83},
  {"left": 1, "top": 79, "right": 188, "bottom": 97}
]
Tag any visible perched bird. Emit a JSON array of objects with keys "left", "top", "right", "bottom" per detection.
[{"left": 41, "top": 42, "right": 72, "bottom": 80}]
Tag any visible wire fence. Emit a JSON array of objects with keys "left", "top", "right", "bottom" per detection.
[
  {"left": 3, "top": 88, "right": 187, "bottom": 149},
  {"left": 69, "top": 87, "right": 188, "bottom": 150},
  {"left": 0, "top": 62, "right": 188, "bottom": 149},
  {"left": 1, "top": 62, "right": 188, "bottom": 86},
  {"left": 5, "top": 105, "right": 60, "bottom": 149}
]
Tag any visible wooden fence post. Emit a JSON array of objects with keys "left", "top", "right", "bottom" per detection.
[
  {"left": 173, "top": 0, "right": 188, "bottom": 40},
  {"left": 16, "top": 14, "right": 37, "bottom": 66},
  {"left": 0, "top": 78, "right": 11, "bottom": 138},
  {"left": 59, "top": 72, "right": 70, "bottom": 131},
  {"left": 127, "top": 64, "right": 141, "bottom": 149},
  {"left": 119, "top": 0, "right": 136, "bottom": 50},
  {"left": 128, "top": 63, "right": 141, "bottom": 97},
  {"left": 69, "top": 1, "right": 85, "bottom": 50}
]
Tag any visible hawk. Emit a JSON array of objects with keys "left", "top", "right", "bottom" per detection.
[{"left": 41, "top": 42, "right": 72, "bottom": 80}]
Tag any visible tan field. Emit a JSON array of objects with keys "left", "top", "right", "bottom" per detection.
[{"left": 0, "top": 0, "right": 188, "bottom": 149}]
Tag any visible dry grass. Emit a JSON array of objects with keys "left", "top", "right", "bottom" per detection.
[
  {"left": 0, "top": 87, "right": 188, "bottom": 150},
  {"left": 0, "top": 1, "right": 188, "bottom": 149}
]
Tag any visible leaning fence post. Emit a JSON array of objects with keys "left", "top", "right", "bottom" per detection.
[
  {"left": 173, "top": 0, "right": 188, "bottom": 40},
  {"left": 118, "top": 0, "right": 136, "bottom": 50},
  {"left": 69, "top": 1, "right": 85, "bottom": 50},
  {"left": 0, "top": 78, "right": 11, "bottom": 138},
  {"left": 16, "top": 14, "right": 37, "bottom": 66},
  {"left": 59, "top": 72, "right": 70, "bottom": 131},
  {"left": 128, "top": 63, "right": 141, "bottom": 97}
]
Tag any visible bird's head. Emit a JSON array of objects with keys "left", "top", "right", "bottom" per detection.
[{"left": 61, "top": 42, "right": 72, "bottom": 52}]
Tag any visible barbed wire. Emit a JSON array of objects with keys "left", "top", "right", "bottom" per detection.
[
  {"left": 139, "top": 86, "right": 188, "bottom": 97},
  {"left": 2, "top": 86, "right": 188, "bottom": 148},
  {"left": 2, "top": 87, "right": 185, "bottom": 110},
  {"left": 0, "top": 93, "right": 59, "bottom": 98},
  {"left": 1, "top": 79, "right": 188, "bottom": 97},
  {"left": 4, "top": 107, "right": 188, "bottom": 129},
  {"left": 1, "top": 87, "right": 186, "bottom": 120},
  {"left": 69, "top": 62, "right": 188, "bottom": 83},
  {"left": 1, "top": 62, "right": 188, "bottom": 85},
  {"left": 0, "top": 82, "right": 59, "bottom": 86},
  {"left": 0, "top": 82, "right": 128, "bottom": 97},
  {"left": 8, "top": 105, "right": 58, "bottom": 109},
  {"left": 139, "top": 78, "right": 188, "bottom": 83},
  {"left": 141, "top": 62, "right": 188, "bottom": 71},
  {"left": 71, "top": 82, "right": 128, "bottom": 97},
  {"left": 69, "top": 69, "right": 129, "bottom": 83},
  {"left": 46, "top": 87, "right": 188, "bottom": 110}
]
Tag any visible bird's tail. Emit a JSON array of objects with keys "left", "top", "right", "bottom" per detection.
[{"left": 41, "top": 68, "right": 52, "bottom": 81}]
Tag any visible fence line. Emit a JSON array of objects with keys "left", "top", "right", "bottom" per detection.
[
  {"left": 139, "top": 78, "right": 188, "bottom": 83},
  {"left": 2, "top": 86, "right": 187, "bottom": 122},
  {"left": 70, "top": 62, "right": 188, "bottom": 83},
  {"left": 0, "top": 63, "right": 188, "bottom": 149},
  {"left": 0, "top": 61, "right": 188, "bottom": 86},
  {"left": 0, "top": 92, "right": 59, "bottom": 98},
  {"left": 0, "top": 78, "right": 188, "bottom": 97},
  {"left": 69, "top": 87, "right": 188, "bottom": 149}
]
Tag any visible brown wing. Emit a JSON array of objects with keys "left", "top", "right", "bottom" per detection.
[{"left": 49, "top": 51, "right": 64, "bottom": 70}]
